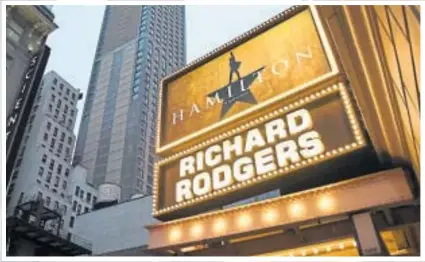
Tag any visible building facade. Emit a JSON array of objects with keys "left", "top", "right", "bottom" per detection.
[
  {"left": 145, "top": 5, "right": 420, "bottom": 257},
  {"left": 6, "top": 71, "right": 92, "bottom": 255},
  {"left": 6, "top": 5, "right": 57, "bottom": 185},
  {"left": 7, "top": 71, "right": 82, "bottom": 238},
  {"left": 73, "top": 196, "right": 156, "bottom": 255},
  {"left": 67, "top": 165, "right": 98, "bottom": 235},
  {"left": 73, "top": 6, "right": 186, "bottom": 200},
  {"left": 6, "top": 5, "right": 57, "bottom": 117}
]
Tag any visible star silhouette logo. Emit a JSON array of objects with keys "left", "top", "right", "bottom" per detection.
[{"left": 208, "top": 52, "right": 265, "bottom": 118}]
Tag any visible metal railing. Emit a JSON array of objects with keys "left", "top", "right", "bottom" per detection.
[
  {"left": 57, "top": 230, "right": 92, "bottom": 250},
  {"left": 71, "top": 234, "right": 93, "bottom": 250}
]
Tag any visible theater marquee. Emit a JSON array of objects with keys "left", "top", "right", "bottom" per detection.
[
  {"left": 153, "top": 83, "right": 366, "bottom": 219},
  {"left": 156, "top": 6, "right": 339, "bottom": 155}
]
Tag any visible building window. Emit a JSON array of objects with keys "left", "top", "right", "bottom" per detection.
[
  {"left": 53, "top": 127, "right": 58, "bottom": 137},
  {"left": 80, "top": 190, "right": 84, "bottom": 199},
  {"left": 7, "top": 183, "right": 15, "bottom": 196},
  {"left": 43, "top": 133, "right": 48, "bottom": 141},
  {"left": 60, "top": 132, "right": 65, "bottom": 142},
  {"left": 72, "top": 201, "right": 77, "bottom": 211},
  {"left": 69, "top": 216, "right": 75, "bottom": 228},
  {"left": 38, "top": 167, "right": 44, "bottom": 177},
  {"left": 53, "top": 78, "right": 58, "bottom": 85},
  {"left": 62, "top": 180, "right": 67, "bottom": 190},
  {"left": 54, "top": 176, "right": 60, "bottom": 187},
  {"left": 45, "top": 196, "right": 51, "bottom": 207},
  {"left": 57, "top": 164, "right": 62, "bottom": 175},
  {"left": 57, "top": 143, "right": 63, "bottom": 154},
  {"left": 6, "top": 20, "right": 23, "bottom": 43},
  {"left": 67, "top": 119, "right": 73, "bottom": 129},
  {"left": 67, "top": 137, "right": 72, "bottom": 145},
  {"left": 49, "top": 159, "right": 55, "bottom": 170},
  {"left": 29, "top": 116, "right": 35, "bottom": 126},
  {"left": 146, "top": 186, "right": 152, "bottom": 195},
  {"left": 50, "top": 138, "right": 56, "bottom": 149},
  {"left": 17, "top": 148, "right": 26, "bottom": 159},
  {"left": 84, "top": 207, "right": 89, "bottom": 213},
  {"left": 11, "top": 170, "right": 19, "bottom": 180},
  {"left": 86, "top": 193, "right": 92, "bottom": 203},
  {"left": 62, "top": 205, "right": 67, "bottom": 215},
  {"left": 59, "top": 83, "right": 64, "bottom": 90},
  {"left": 54, "top": 201, "right": 59, "bottom": 210},
  {"left": 93, "top": 196, "right": 97, "bottom": 205},
  {"left": 75, "top": 186, "right": 80, "bottom": 196},
  {"left": 64, "top": 168, "right": 70, "bottom": 177},
  {"left": 6, "top": 55, "right": 13, "bottom": 71},
  {"left": 16, "top": 192, "right": 24, "bottom": 205},
  {"left": 46, "top": 172, "right": 52, "bottom": 183},
  {"left": 42, "top": 154, "right": 47, "bottom": 163},
  {"left": 77, "top": 204, "right": 81, "bottom": 215},
  {"left": 66, "top": 88, "right": 70, "bottom": 96}
]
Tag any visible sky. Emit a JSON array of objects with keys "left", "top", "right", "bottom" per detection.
[{"left": 44, "top": 5, "right": 289, "bottom": 134}]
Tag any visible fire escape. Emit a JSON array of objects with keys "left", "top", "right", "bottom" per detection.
[{"left": 6, "top": 195, "right": 92, "bottom": 256}]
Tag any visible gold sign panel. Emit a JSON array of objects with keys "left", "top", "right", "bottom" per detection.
[
  {"left": 153, "top": 83, "right": 366, "bottom": 219},
  {"left": 157, "top": 6, "right": 339, "bottom": 154}
]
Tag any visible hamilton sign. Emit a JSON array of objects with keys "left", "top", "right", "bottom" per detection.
[
  {"left": 157, "top": 7, "right": 339, "bottom": 155},
  {"left": 152, "top": 7, "right": 356, "bottom": 220}
]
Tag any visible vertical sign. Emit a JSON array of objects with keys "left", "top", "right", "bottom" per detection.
[
  {"left": 6, "top": 54, "right": 40, "bottom": 147},
  {"left": 6, "top": 46, "right": 50, "bottom": 187}
]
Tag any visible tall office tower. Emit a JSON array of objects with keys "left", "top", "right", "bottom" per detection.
[{"left": 74, "top": 6, "right": 186, "bottom": 200}]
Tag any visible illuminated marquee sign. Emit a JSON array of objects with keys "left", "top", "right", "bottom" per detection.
[
  {"left": 153, "top": 83, "right": 366, "bottom": 219},
  {"left": 157, "top": 6, "right": 339, "bottom": 155}
]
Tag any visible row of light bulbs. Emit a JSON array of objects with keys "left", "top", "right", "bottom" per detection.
[
  {"left": 282, "top": 239, "right": 358, "bottom": 256},
  {"left": 168, "top": 194, "right": 337, "bottom": 242}
]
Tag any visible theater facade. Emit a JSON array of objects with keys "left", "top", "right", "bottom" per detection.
[{"left": 146, "top": 5, "right": 420, "bottom": 256}]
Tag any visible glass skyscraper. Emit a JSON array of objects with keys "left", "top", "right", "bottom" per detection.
[{"left": 74, "top": 6, "right": 186, "bottom": 200}]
